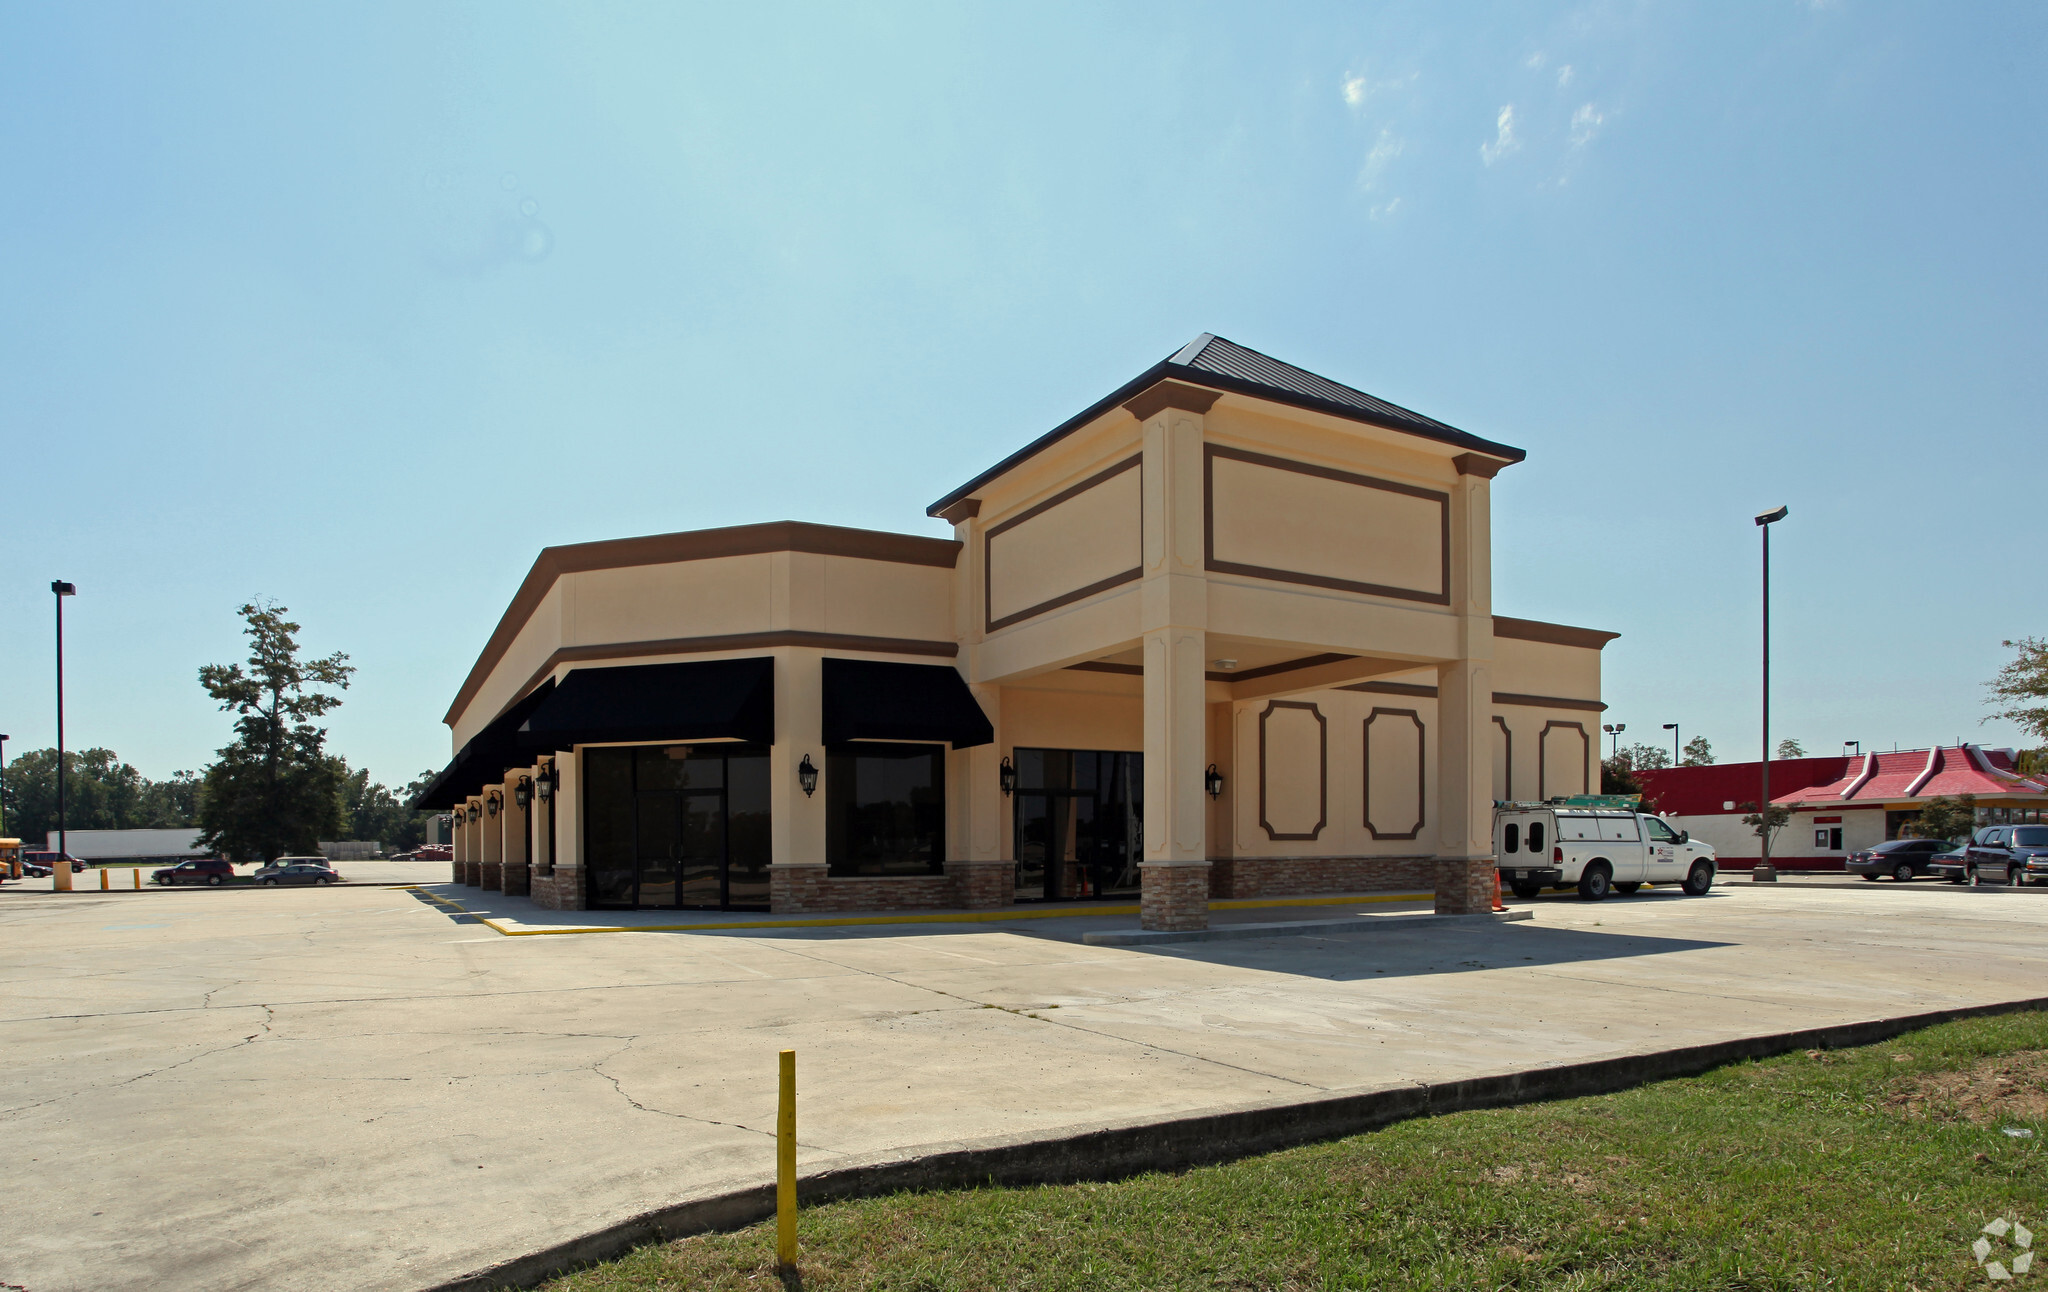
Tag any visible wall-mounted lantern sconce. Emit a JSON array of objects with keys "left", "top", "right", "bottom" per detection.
[
  {"left": 485, "top": 790, "right": 501, "bottom": 818},
  {"left": 797, "top": 754, "right": 818, "bottom": 797},
  {"left": 466, "top": 802, "right": 481, "bottom": 823},
  {"left": 1205, "top": 764, "right": 1225, "bottom": 799},
  {"left": 999, "top": 756, "right": 1016, "bottom": 796},
  {"left": 536, "top": 761, "right": 555, "bottom": 801},
  {"left": 513, "top": 776, "right": 533, "bottom": 809}
]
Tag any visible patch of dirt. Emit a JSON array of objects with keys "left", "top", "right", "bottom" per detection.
[{"left": 1888, "top": 1051, "right": 2048, "bottom": 1125}]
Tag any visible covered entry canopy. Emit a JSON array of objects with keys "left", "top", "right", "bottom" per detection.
[
  {"left": 822, "top": 657, "right": 993, "bottom": 748},
  {"left": 517, "top": 657, "right": 775, "bottom": 751},
  {"left": 411, "top": 679, "right": 557, "bottom": 809}
]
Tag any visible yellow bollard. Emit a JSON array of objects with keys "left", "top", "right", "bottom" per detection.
[
  {"left": 133, "top": 868, "right": 141, "bottom": 889},
  {"left": 777, "top": 1048, "right": 797, "bottom": 1271},
  {"left": 100, "top": 867, "right": 108, "bottom": 890}
]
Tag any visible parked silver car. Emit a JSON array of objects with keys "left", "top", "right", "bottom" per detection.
[{"left": 258, "top": 862, "right": 340, "bottom": 886}]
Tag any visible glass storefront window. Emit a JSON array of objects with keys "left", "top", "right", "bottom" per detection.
[
  {"left": 1012, "top": 748, "right": 1142, "bottom": 901},
  {"left": 583, "top": 743, "right": 770, "bottom": 909},
  {"left": 826, "top": 743, "right": 945, "bottom": 877}
]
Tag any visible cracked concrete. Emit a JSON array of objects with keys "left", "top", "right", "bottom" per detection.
[{"left": 4, "top": 879, "right": 2048, "bottom": 1290}]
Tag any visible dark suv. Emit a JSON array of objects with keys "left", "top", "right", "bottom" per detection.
[
  {"left": 1845, "top": 837, "right": 1951, "bottom": 882},
  {"left": 1965, "top": 825, "right": 2048, "bottom": 886},
  {"left": 152, "top": 858, "right": 236, "bottom": 886}
]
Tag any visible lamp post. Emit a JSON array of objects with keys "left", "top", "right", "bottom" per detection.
[
  {"left": 1753, "top": 505, "right": 1788, "bottom": 883},
  {"left": 52, "top": 581, "right": 76, "bottom": 892},
  {"left": 1602, "top": 722, "right": 1625, "bottom": 761},
  {"left": 1663, "top": 723, "right": 1680, "bottom": 768}
]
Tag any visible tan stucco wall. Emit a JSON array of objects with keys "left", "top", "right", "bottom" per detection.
[
  {"left": 1207, "top": 452, "right": 1444, "bottom": 600},
  {"left": 986, "top": 462, "right": 1141, "bottom": 627}
]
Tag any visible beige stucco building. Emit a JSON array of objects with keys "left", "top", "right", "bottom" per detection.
[{"left": 418, "top": 335, "right": 1615, "bottom": 931}]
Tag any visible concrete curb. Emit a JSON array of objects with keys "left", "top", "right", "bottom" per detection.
[
  {"left": 1080, "top": 909, "right": 1532, "bottom": 946},
  {"left": 420, "top": 992, "right": 2048, "bottom": 1292}
]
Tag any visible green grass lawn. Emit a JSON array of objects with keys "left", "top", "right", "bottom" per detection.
[{"left": 543, "top": 1011, "right": 2048, "bottom": 1291}]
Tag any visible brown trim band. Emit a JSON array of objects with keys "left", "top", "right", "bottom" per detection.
[
  {"left": 1493, "top": 715, "right": 1513, "bottom": 802},
  {"left": 1210, "top": 652, "right": 1354, "bottom": 684},
  {"left": 1494, "top": 692, "right": 1607, "bottom": 713},
  {"left": 1539, "top": 720, "right": 1591, "bottom": 800},
  {"left": 1494, "top": 615, "right": 1620, "bottom": 650},
  {"left": 935, "top": 498, "right": 981, "bottom": 525},
  {"left": 481, "top": 631, "right": 959, "bottom": 730},
  {"left": 1345, "top": 680, "right": 1439, "bottom": 698},
  {"left": 446, "top": 521, "right": 961, "bottom": 726},
  {"left": 1065, "top": 661, "right": 1143, "bottom": 677},
  {"left": 1452, "top": 453, "right": 1511, "bottom": 479},
  {"left": 984, "top": 455, "right": 1143, "bottom": 633},
  {"left": 1204, "top": 443, "right": 1451, "bottom": 607}
]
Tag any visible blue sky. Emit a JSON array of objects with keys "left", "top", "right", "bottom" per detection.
[{"left": 2, "top": 1, "right": 2042, "bottom": 787}]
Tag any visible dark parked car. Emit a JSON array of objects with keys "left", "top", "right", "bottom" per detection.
[
  {"left": 152, "top": 858, "right": 236, "bottom": 886},
  {"left": 1964, "top": 824, "right": 2048, "bottom": 886},
  {"left": 22, "top": 851, "right": 87, "bottom": 875},
  {"left": 259, "top": 863, "right": 339, "bottom": 886},
  {"left": 1929, "top": 846, "right": 1971, "bottom": 882},
  {"left": 253, "top": 856, "right": 329, "bottom": 879},
  {"left": 1845, "top": 837, "right": 1952, "bottom": 882}
]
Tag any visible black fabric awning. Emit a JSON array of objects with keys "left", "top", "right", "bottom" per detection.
[
  {"left": 410, "top": 679, "right": 558, "bottom": 809},
  {"left": 517, "top": 657, "right": 775, "bottom": 751},
  {"left": 821, "top": 657, "right": 993, "bottom": 748}
]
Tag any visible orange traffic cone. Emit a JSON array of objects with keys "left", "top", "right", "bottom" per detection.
[{"left": 1490, "top": 869, "right": 1507, "bottom": 913}]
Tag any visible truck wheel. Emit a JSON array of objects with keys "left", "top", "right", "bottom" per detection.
[
  {"left": 1683, "top": 861, "right": 1714, "bottom": 896},
  {"left": 2010, "top": 866, "right": 2024, "bottom": 887},
  {"left": 208, "top": 874, "right": 223, "bottom": 886},
  {"left": 1894, "top": 863, "right": 1915, "bottom": 883},
  {"left": 1577, "top": 863, "right": 1612, "bottom": 901},
  {"left": 1510, "top": 879, "right": 1543, "bottom": 899},
  {"left": 1859, "top": 873, "right": 1878, "bottom": 881},
  {"left": 1615, "top": 882, "right": 1642, "bottom": 894}
]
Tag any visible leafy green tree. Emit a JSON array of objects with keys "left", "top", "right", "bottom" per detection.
[
  {"left": 338, "top": 763, "right": 440, "bottom": 852},
  {"left": 1775, "top": 739, "right": 1806, "bottom": 759},
  {"left": 1988, "top": 638, "right": 2048, "bottom": 742},
  {"left": 1904, "top": 794, "right": 1977, "bottom": 843},
  {"left": 1621, "top": 742, "right": 1671, "bottom": 772},
  {"left": 0, "top": 747, "right": 200, "bottom": 847},
  {"left": 1600, "top": 757, "right": 1641, "bottom": 796},
  {"left": 2017, "top": 748, "right": 2048, "bottom": 779},
  {"left": 1681, "top": 736, "right": 1715, "bottom": 767},
  {"left": 196, "top": 602, "right": 354, "bottom": 861},
  {"left": 1740, "top": 800, "right": 1798, "bottom": 844}
]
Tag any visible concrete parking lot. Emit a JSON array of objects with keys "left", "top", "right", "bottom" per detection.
[{"left": 4, "top": 877, "right": 2048, "bottom": 1291}]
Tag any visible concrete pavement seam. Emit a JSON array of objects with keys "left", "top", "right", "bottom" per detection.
[{"left": 420, "top": 992, "right": 2048, "bottom": 1292}]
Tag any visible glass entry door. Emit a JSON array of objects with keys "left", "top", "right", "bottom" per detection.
[
  {"left": 586, "top": 744, "right": 771, "bottom": 910},
  {"left": 1013, "top": 749, "right": 1142, "bottom": 902}
]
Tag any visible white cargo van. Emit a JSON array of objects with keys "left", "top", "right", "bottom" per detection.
[{"left": 1494, "top": 798, "right": 1718, "bottom": 901}]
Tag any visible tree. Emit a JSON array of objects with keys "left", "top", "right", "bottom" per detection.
[
  {"left": 0, "top": 747, "right": 200, "bottom": 847},
  {"left": 1740, "top": 800, "right": 1799, "bottom": 845},
  {"left": 1600, "top": 757, "right": 1641, "bottom": 796},
  {"left": 1621, "top": 742, "right": 1671, "bottom": 772},
  {"left": 338, "top": 763, "right": 440, "bottom": 852},
  {"left": 195, "top": 602, "right": 354, "bottom": 861},
  {"left": 1905, "top": 794, "right": 1976, "bottom": 843},
  {"left": 1681, "top": 736, "right": 1715, "bottom": 767},
  {"left": 1775, "top": 738, "right": 1806, "bottom": 759},
  {"left": 1987, "top": 637, "right": 2048, "bottom": 743}
]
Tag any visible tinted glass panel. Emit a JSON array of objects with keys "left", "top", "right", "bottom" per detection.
[
  {"left": 727, "top": 754, "right": 771, "bottom": 906},
  {"left": 1529, "top": 822, "right": 1546, "bottom": 852},
  {"left": 585, "top": 747, "right": 638, "bottom": 907},
  {"left": 1502, "top": 823, "right": 1520, "bottom": 854},
  {"left": 827, "top": 744, "right": 944, "bottom": 877},
  {"left": 1644, "top": 817, "right": 1679, "bottom": 842},
  {"left": 2013, "top": 828, "right": 2048, "bottom": 848}
]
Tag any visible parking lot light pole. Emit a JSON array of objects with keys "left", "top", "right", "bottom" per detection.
[
  {"left": 52, "top": 581, "right": 77, "bottom": 892},
  {"left": 1664, "top": 723, "right": 1679, "bottom": 767},
  {"left": 1752, "top": 508, "right": 1788, "bottom": 883}
]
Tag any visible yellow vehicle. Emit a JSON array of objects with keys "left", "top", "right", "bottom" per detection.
[{"left": 0, "top": 838, "right": 20, "bottom": 880}]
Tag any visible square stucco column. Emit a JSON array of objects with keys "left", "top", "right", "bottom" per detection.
[
  {"left": 769, "top": 651, "right": 828, "bottom": 910},
  {"left": 462, "top": 801, "right": 483, "bottom": 886},
  {"left": 1434, "top": 466, "right": 1497, "bottom": 915},
  {"left": 550, "top": 752, "right": 585, "bottom": 910},
  {"left": 945, "top": 682, "right": 1009, "bottom": 908},
  {"left": 450, "top": 809, "right": 467, "bottom": 883},
  {"left": 501, "top": 774, "right": 531, "bottom": 897},
  {"left": 1137, "top": 389, "right": 1212, "bottom": 932},
  {"left": 480, "top": 793, "right": 504, "bottom": 891}
]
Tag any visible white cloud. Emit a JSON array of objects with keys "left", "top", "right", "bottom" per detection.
[
  {"left": 1570, "top": 102, "right": 1605, "bottom": 147},
  {"left": 1370, "top": 196, "right": 1403, "bottom": 221},
  {"left": 1557, "top": 64, "right": 1574, "bottom": 88},
  {"left": 1480, "top": 105, "right": 1519, "bottom": 165},
  {"left": 1341, "top": 74, "right": 1367, "bottom": 107},
  {"left": 1524, "top": 52, "right": 1546, "bottom": 70},
  {"left": 1357, "top": 128, "right": 1404, "bottom": 191},
  {"left": 1339, "top": 69, "right": 1415, "bottom": 109}
]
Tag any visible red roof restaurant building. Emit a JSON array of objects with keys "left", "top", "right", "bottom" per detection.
[{"left": 1635, "top": 746, "right": 2048, "bottom": 872}]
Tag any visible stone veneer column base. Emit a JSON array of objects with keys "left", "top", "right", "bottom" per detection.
[
  {"left": 1434, "top": 857, "right": 1495, "bottom": 915},
  {"left": 1141, "top": 862, "right": 1210, "bottom": 932},
  {"left": 502, "top": 862, "right": 530, "bottom": 897},
  {"left": 769, "top": 863, "right": 831, "bottom": 914},
  {"left": 945, "top": 859, "right": 1013, "bottom": 909},
  {"left": 449, "top": 861, "right": 463, "bottom": 885},
  {"left": 480, "top": 861, "right": 503, "bottom": 892},
  {"left": 462, "top": 861, "right": 481, "bottom": 887}
]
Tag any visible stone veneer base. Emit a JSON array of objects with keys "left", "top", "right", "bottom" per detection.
[
  {"left": 1140, "top": 864, "right": 1210, "bottom": 932},
  {"left": 1434, "top": 858, "right": 1497, "bottom": 915}
]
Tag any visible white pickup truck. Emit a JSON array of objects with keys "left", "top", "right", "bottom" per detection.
[{"left": 1494, "top": 799, "right": 1718, "bottom": 901}]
